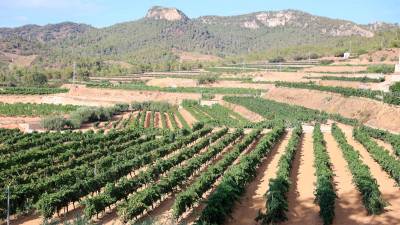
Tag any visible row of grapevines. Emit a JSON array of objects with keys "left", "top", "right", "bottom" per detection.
[
  {"left": 117, "top": 129, "right": 243, "bottom": 222},
  {"left": 195, "top": 124, "right": 285, "bottom": 225},
  {"left": 313, "top": 124, "right": 336, "bottom": 225},
  {"left": 0, "top": 87, "right": 69, "bottom": 95},
  {"left": 353, "top": 128, "right": 400, "bottom": 185},
  {"left": 82, "top": 128, "right": 230, "bottom": 219},
  {"left": 168, "top": 111, "right": 179, "bottom": 129},
  {"left": 1, "top": 133, "right": 155, "bottom": 187},
  {"left": 331, "top": 124, "right": 386, "bottom": 214},
  {"left": 1, "top": 132, "right": 157, "bottom": 217},
  {"left": 257, "top": 125, "right": 302, "bottom": 224},
  {"left": 358, "top": 126, "right": 400, "bottom": 157},
  {"left": 0, "top": 130, "right": 91, "bottom": 156},
  {"left": 172, "top": 128, "right": 261, "bottom": 219},
  {"left": 160, "top": 111, "right": 168, "bottom": 129},
  {"left": 0, "top": 128, "right": 23, "bottom": 143},
  {"left": 0, "top": 129, "right": 141, "bottom": 173},
  {"left": 34, "top": 127, "right": 214, "bottom": 218}
]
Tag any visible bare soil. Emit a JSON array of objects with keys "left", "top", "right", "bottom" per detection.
[
  {"left": 164, "top": 112, "right": 172, "bottom": 129},
  {"left": 155, "top": 112, "right": 161, "bottom": 128},
  {"left": 179, "top": 108, "right": 197, "bottom": 127},
  {"left": 263, "top": 86, "right": 400, "bottom": 133},
  {"left": 282, "top": 131, "right": 321, "bottom": 225}
]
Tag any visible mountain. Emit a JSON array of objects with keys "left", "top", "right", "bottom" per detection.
[{"left": 0, "top": 6, "right": 399, "bottom": 68}]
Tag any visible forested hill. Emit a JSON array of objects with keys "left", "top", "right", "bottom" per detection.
[{"left": 0, "top": 6, "right": 399, "bottom": 67}]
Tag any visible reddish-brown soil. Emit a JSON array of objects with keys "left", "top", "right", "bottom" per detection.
[
  {"left": 154, "top": 112, "right": 161, "bottom": 128},
  {"left": 264, "top": 86, "right": 400, "bottom": 133},
  {"left": 144, "top": 111, "right": 151, "bottom": 128},
  {"left": 179, "top": 108, "right": 197, "bottom": 127},
  {"left": 174, "top": 113, "right": 183, "bottom": 129},
  {"left": 283, "top": 131, "right": 321, "bottom": 225},
  {"left": 225, "top": 131, "right": 292, "bottom": 225},
  {"left": 164, "top": 112, "right": 172, "bottom": 129}
]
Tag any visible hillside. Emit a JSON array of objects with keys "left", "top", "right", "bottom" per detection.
[{"left": 0, "top": 6, "right": 399, "bottom": 68}]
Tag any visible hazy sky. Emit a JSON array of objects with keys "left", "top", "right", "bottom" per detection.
[{"left": 0, "top": 0, "right": 399, "bottom": 28}]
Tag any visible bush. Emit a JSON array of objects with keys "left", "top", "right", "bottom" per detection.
[
  {"left": 320, "top": 60, "right": 334, "bottom": 65},
  {"left": 367, "top": 64, "right": 395, "bottom": 74},
  {"left": 197, "top": 75, "right": 217, "bottom": 85},
  {"left": 41, "top": 115, "right": 70, "bottom": 130},
  {"left": 269, "top": 56, "right": 285, "bottom": 63},
  {"left": 389, "top": 82, "right": 400, "bottom": 93}
]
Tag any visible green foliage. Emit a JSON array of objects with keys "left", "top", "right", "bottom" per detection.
[
  {"left": 308, "top": 76, "right": 385, "bottom": 83},
  {"left": 359, "top": 126, "right": 400, "bottom": 157},
  {"left": 196, "top": 125, "right": 285, "bottom": 225},
  {"left": 331, "top": 124, "right": 386, "bottom": 214},
  {"left": 87, "top": 82, "right": 263, "bottom": 95},
  {"left": 117, "top": 128, "right": 241, "bottom": 222},
  {"left": 389, "top": 82, "right": 400, "bottom": 93},
  {"left": 353, "top": 128, "right": 400, "bottom": 185},
  {"left": 313, "top": 124, "right": 336, "bottom": 225},
  {"left": 131, "top": 101, "right": 174, "bottom": 112},
  {"left": 197, "top": 74, "right": 218, "bottom": 85},
  {"left": 183, "top": 101, "right": 249, "bottom": 127},
  {"left": 223, "top": 96, "right": 328, "bottom": 125},
  {"left": 257, "top": 125, "right": 302, "bottom": 224},
  {"left": 172, "top": 128, "right": 260, "bottom": 218},
  {"left": 320, "top": 60, "right": 334, "bottom": 65},
  {"left": 0, "top": 87, "right": 69, "bottom": 95},
  {"left": 0, "top": 103, "right": 77, "bottom": 116},
  {"left": 366, "top": 64, "right": 395, "bottom": 74},
  {"left": 41, "top": 115, "right": 71, "bottom": 130}
]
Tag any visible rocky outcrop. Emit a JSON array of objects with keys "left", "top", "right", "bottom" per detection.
[{"left": 145, "top": 6, "right": 189, "bottom": 21}]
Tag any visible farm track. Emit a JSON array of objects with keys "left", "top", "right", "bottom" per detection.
[
  {"left": 338, "top": 124, "right": 400, "bottom": 225},
  {"left": 283, "top": 132, "right": 321, "bottom": 225},
  {"left": 225, "top": 131, "right": 292, "bottom": 225}
]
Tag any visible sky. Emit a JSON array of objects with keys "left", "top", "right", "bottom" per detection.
[{"left": 0, "top": 0, "right": 399, "bottom": 28}]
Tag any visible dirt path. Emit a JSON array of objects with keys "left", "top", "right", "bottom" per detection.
[
  {"left": 179, "top": 108, "right": 196, "bottom": 127},
  {"left": 338, "top": 124, "right": 400, "bottom": 225},
  {"left": 164, "top": 112, "right": 172, "bottom": 130},
  {"left": 144, "top": 111, "right": 151, "bottom": 128},
  {"left": 225, "top": 131, "right": 292, "bottom": 225},
  {"left": 324, "top": 132, "right": 368, "bottom": 225},
  {"left": 154, "top": 112, "right": 161, "bottom": 128},
  {"left": 174, "top": 113, "right": 183, "bottom": 129},
  {"left": 283, "top": 131, "right": 321, "bottom": 225}
]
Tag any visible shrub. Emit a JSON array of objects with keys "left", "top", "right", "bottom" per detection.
[
  {"left": 197, "top": 75, "right": 218, "bottom": 85},
  {"left": 389, "top": 82, "right": 400, "bottom": 93},
  {"left": 367, "top": 64, "right": 395, "bottom": 74},
  {"left": 269, "top": 56, "right": 285, "bottom": 63},
  {"left": 41, "top": 115, "right": 70, "bottom": 130}
]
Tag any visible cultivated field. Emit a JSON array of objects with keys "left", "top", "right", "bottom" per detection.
[{"left": 1, "top": 54, "right": 400, "bottom": 225}]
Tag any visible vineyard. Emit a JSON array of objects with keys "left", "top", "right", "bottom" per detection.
[{"left": 0, "top": 95, "right": 399, "bottom": 225}]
